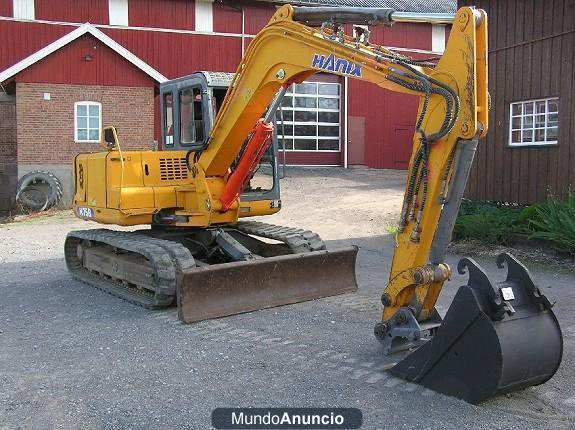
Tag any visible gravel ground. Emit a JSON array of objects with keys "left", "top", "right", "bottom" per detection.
[{"left": 0, "top": 167, "right": 573, "bottom": 430}]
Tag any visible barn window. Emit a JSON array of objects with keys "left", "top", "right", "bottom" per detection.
[
  {"left": 276, "top": 82, "right": 341, "bottom": 151},
  {"left": 509, "top": 98, "right": 558, "bottom": 147},
  {"left": 74, "top": 102, "right": 102, "bottom": 143}
]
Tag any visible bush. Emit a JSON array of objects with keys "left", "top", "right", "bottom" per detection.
[
  {"left": 453, "top": 201, "right": 526, "bottom": 245},
  {"left": 529, "top": 192, "right": 575, "bottom": 253}
]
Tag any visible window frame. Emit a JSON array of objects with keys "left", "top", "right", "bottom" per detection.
[
  {"left": 74, "top": 101, "right": 102, "bottom": 143},
  {"left": 276, "top": 81, "right": 341, "bottom": 152},
  {"left": 508, "top": 97, "right": 559, "bottom": 148}
]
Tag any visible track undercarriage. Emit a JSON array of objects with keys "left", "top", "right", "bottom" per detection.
[{"left": 65, "top": 221, "right": 359, "bottom": 321}]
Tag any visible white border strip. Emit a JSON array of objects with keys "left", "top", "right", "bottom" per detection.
[
  {"left": 0, "top": 15, "right": 248, "bottom": 38},
  {"left": 0, "top": 15, "right": 442, "bottom": 55}
]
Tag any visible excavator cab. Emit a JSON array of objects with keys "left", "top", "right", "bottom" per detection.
[
  {"left": 160, "top": 71, "right": 225, "bottom": 152},
  {"left": 159, "top": 71, "right": 281, "bottom": 210}
]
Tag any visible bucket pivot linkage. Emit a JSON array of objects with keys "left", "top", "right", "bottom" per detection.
[{"left": 390, "top": 252, "right": 563, "bottom": 404}]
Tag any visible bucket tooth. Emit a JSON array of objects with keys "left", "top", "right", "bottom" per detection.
[
  {"left": 390, "top": 253, "right": 563, "bottom": 404},
  {"left": 177, "top": 247, "right": 358, "bottom": 323}
]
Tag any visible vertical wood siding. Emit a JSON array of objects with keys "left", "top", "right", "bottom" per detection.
[
  {"left": 100, "top": 28, "right": 242, "bottom": 78},
  {"left": 0, "top": 21, "right": 71, "bottom": 73},
  {"left": 460, "top": 0, "right": 575, "bottom": 203},
  {"left": 0, "top": 0, "right": 12, "bottom": 16},
  {"left": 213, "top": 2, "right": 242, "bottom": 34},
  {"left": 35, "top": 0, "right": 109, "bottom": 24},
  {"left": 128, "top": 0, "right": 194, "bottom": 30},
  {"left": 15, "top": 34, "right": 155, "bottom": 86}
]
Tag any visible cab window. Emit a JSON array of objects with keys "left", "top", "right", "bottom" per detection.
[
  {"left": 180, "top": 87, "right": 204, "bottom": 146},
  {"left": 163, "top": 92, "right": 174, "bottom": 147}
]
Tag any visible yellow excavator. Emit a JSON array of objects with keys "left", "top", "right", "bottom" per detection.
[{"left": 66, "top": 5, "right": 563, "bottom": 404}]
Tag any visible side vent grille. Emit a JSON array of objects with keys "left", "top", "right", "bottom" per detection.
[{"left": 159, "top": 157, "right": 189, "bottom": 181}]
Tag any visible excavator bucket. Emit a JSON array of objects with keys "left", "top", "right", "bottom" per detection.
[
  {"left": 177, "top": 247, "right": 359, "bottom": 322},
  {"left": 391, "top": 253, "right": 563, "bottom": 404}
]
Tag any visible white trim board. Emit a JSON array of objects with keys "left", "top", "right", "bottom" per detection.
[
  {"left": 0, "top": 23, "right": 167, "bottom": 84},
  {"left": 0, "top": 16, "right": 442, "bottom": 56}
]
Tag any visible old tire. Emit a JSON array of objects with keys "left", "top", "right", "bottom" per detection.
[{"left": 16, "top": 171, "right": 63, "bottom": 211}]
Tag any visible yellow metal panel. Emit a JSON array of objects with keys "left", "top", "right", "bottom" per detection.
[
  {"left": 119, "top": 187, "right": 155, "bottom": 209},
  {"left": 74, "top": 153, "right": 88, "bottom": 204},
  {"left": 86, "top": 153, "right": 107, "bottom": 207},
  {"left": 107, "top": 151, "right": 145, "bottom": 208},
  {"left": 239, "top": 200, "right": 280, "bottom": 217},
  {"left": 154, "top": 187, "right": 178, "bottom": 208},
  {"left": 90, "top": 207, "right": 153, "bottom": 226},
  {"left": 141, "top": 151, "right": 191, "bottom": 187}
]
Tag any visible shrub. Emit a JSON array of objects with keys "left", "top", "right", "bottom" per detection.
[
  {"left": 529, "top": 192, "right": 575, "bottom": 253},
  {"left": 453, "top": 200, "right": 529, "bottom": 245}
]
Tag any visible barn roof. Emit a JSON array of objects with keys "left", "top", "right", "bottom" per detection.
[
  {"left": 0, "top": 23, "right": 167, "bottom": 85},
  {"left": 255, "top": 0, "right": 457, "bottom": 14}
]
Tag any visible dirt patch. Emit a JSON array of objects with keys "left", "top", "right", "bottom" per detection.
[
  {"left": 449, "top": 239, "right": 575, "bottom": 274},
  {"left": 258, "top": 167, "right": 406, "bottom": 240}
]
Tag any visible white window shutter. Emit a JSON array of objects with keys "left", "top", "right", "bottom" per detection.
[
  {"left": 431, "top": 24, "right": 446, "bottom": 54},
  {"left": 195, "top": 0, "right": 213, "bottom": 33},
  {"left": 109, "top": 0, "right": 129, "bottom": 26},
  {"left": 13, "top": 0, "right": 35, "bottom": 20}
]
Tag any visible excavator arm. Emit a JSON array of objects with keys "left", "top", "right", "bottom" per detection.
[
  {"left": 187, "top": 5, "right": 561, "bottom": 404},
  {"left": 195, "top": 4, "right": 487, "bottom": 344}
]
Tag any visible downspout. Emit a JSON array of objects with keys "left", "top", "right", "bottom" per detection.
[
  {"left": 221, "top": 1, "right": 245, "bottom": 57},
  {"left": 241, "top": 7, "right": 245, "bottom": 56}
]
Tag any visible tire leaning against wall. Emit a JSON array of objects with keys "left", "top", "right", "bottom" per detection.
[{"left": 16, "top": 171, "right": 63, "bottom": 212}]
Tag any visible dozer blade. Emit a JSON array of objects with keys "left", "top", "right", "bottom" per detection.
[
  {"left": 391, "top": 253, "right": 563, "bottom": 404},
  {"left": 177, "top": 247, "right": 358, "bottom": 323}
]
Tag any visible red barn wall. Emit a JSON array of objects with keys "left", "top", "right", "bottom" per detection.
[
  {"left": 129, "top": 0, "right": 194, "bottom": 30},
  {"left": 15, "top": 34, "right": 156, "bottom": 87},
  {"left": 347, "top": 23, "right": 432, "bottom": 169},
  {"left": 0, "top": 21, "right": 71, "bottom": 73},
  {"left": 0, "top": 0, "right": 12, "bottom": 16},
  {"left": 35, "top": 0, "right": 109, "bottom": 25},
  {"left": 213, "top": 3, "right": 242, "bottom": 34},
  {"left": 101, "top": 28, "right": 242, "bottom": 78}
]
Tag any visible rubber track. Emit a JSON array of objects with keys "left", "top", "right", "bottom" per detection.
[
  {"left": 65, "top": 223, "right": 324, "bottom": 309},
  {"left": 236, "top": 221, "right": 326, "bottom": 253},
  {"left": 65, "top": 229, "right": 194, "bottom": 309}
]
